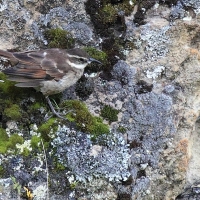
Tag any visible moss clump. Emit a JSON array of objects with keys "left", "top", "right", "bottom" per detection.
[
  {"left": 4, "top": 104, "right": 22, "bottom": 120},
  {"left": 0, "top": 165, "right": 5, "bottom": 178},
  {"left": 101, "top": 0, "right": 136, "bottom": 23},
  {"left": 0, "top": 72, "right": 44, "bottom": 122},
  {"left": 30, "top": 135, "right": 41, "bottom": 149},
  {"left": 38, "top": 118, "right": 57, "bottom": 142},
  {"left": 0, "top": 72, "right": 17, "bottom": 94},
  {"left": 0, "top": 129, "right": 24, "bottom": 154},
  {"left": 45, "top": 28, "right": 75, "bottom": 49},
  {"left": 117, "top": 1, "right": 136, "bottom": 16},
  {"left": 100, "top": 105, "right": 119, "bottom": 123},
  {"left": 6, "top": 134, "right": 24, "bottom": 151},
  {"left": 54, "top": 162, "right": 66, "bottom": 171},
  {"left": 99, "top": 1, "right": 136, "bottom": 25},
  {"left": 70, "top": 182, "right": 78, "bottom": 190},
  {"left": 117, "top": 126, "right": 127, "bottom": 133},
  {"left": 0, "top": 128, "right": 9, "bottom": 154},
  {"left": 30, "top": 102, "right": 43, "bottom": 111},
  {"left": 0, "top": 72, "right": 32, "bottom": 98},
  {"left": 62, "top": 100, "right": 109, "bottom": 138},
  {"left": 100, "top": 3, "right": 118, "bottom": 24},
  {"left": 21, "top": 147, "right": 30, "bottom": 157},
  {"left": 84, "top": 47, "right": 108, "bottom": 65}
]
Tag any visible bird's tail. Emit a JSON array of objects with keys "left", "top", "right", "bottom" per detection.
[{"left": 0, "top": 50, "right": 18, "bottom": 65}]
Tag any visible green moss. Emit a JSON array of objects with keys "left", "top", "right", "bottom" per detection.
[
  {"left": 45, "top": 28, "right": 75, "bottom": 49},
  {"left": 0, "top": 72, "right": 15, "bottom": 94},
  {"left": 30, "top": 102, "right": 43, "bottom": 111},
  {"left": 117, "top": 1, "right": 136, "bottom": 16},
  {"left": 4, "top": 104, "right": 22, "bottom": 120},
  {"left": 100, "top": 105, "right": 119, "bottom": 123},
  {"left": 0, "top": 128, "right": 8, "bottom": 141},
  {"left": 100, "top": 3, "right": 118, "bottom": 24},
  {"left": 0, "top": 72, "right": 38, "bottom": 120},
  {"left": 84, "top": 47, "right": 108, "bottom": 65},
  {"left": 89, "top": 116, "right": 110, "bottom": 137},
  {"left": 6, "top": 134, "right": 24, "bottom": 151},
  {"left": 55, "top": 162, "right": 66, "bottom": 171},
  {"left": 21, "top": 147, "right": 30, "bottom": 157},
  {"left": 0, "top": 165, "right": 5, "bottom": 177},
  {"left": 0, "top": 130, "right": 24, "bottom": 154},
  {"left": 38, "top": 118, "right": 58, "bottom": 142},
  {"left": 0, "top": 72, "right": 31, "bottom": 98},
  {"left": 0, "top": 128, "right": 9, "bottom": 154},
  {"left": 62, "top": 100, "right": 109, "bottom": 137},
  {"left": 99, "top": 0, "right": 136, "bottom": 25},
  {"left": 31, "top": 135, "right": 41, "bottom": 149},
  {"left": 70, "top": 182, "right": 78, "bottom": 190},
  {"left": 117, "top": 126, "right": 127, "bottom": 133}
]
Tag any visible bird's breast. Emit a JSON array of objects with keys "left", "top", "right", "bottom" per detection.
[{"left": 40, "top": 69, "right": 84, "bottom": 96}]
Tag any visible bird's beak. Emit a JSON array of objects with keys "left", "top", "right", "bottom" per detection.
[{"left": 89, "top": 58, "right": 102, "bottom": 64}]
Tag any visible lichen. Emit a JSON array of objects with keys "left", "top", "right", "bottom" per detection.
[
  {"left": 52, "top": 126, "right": 130, "bottom": 183},
  {"left": 45, "top": 28, "right": 75, "bottom": 49}
]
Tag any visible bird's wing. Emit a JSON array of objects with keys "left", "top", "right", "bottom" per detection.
[{"left": 3, "top": 49, "right": 70, "bottom": 82}]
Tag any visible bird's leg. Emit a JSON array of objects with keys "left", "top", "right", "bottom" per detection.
[{"left": 45, "top": 96, "right": 66, "bottom": 119}]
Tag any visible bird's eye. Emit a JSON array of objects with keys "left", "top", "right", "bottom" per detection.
[{"left": 79, "top": 58, "right": 85, "bottom": 63}]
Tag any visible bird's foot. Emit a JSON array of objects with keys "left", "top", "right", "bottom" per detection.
[{"left": 45, "top": 96, "right": 72, "bottom": 120}]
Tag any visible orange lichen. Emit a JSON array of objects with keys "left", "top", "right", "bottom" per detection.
[
  {"left": 176, "top": 138, "right": 189, "bottom": 172},
  {"left": 176, "top": 138, "right": 188, "bottom": 154},
  {"left": 189, "top": 48, "right": 200, "bottom": 60},
  {"left": 177, "top": 156, "right": 189, "bottom": 172}
]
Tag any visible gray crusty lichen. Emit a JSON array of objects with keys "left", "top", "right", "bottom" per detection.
[{"left": 52, "top": 125, "right": 130, "bottom": 183}]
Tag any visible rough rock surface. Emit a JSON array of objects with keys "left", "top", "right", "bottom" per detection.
[{"left": 0, "top": 0, "right": 200, "bottom": 200}]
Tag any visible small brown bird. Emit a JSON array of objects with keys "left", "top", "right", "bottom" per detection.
[{"left": 0, "top": 48, "right": 101, "bottom": 118}]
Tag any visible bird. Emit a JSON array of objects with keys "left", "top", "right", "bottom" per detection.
[{"left": 0, "top": 48, "right": 102, "bottom": 119}]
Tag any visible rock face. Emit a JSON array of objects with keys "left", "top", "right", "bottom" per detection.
[
  {"left": 1, "top": 0, "right": 200, "bottom": 200},
  {"left": 124, "top": 1, "right": 200, "bottom": 199}
]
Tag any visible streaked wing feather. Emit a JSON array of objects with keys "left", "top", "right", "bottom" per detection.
[
  {"left": 15, "top": 81, "right": 41, "bottom": 87},
  {"left": 3, "top": 49, "right": 69, "bottom": 82},
  {"left": 3, "top": 66, "right": 47, "bottom": 79},
  {"left": 13, "top": 53, "right": 41, "bottom": 65},
  {"left": 7, "top": 76, "right": 43, "bottom": 82}
]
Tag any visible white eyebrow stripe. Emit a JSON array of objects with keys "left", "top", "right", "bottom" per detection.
[
  {"left": 43, "top": 52, "right": 47, "bottom": 56},
  {"left": 67, "top": 54, "right": 86, "bottom": 60},
  {"left": 57, "top": 68, "right": 64, "bottom": 73},
  {"left": 66, "top": 59, "right": 86, "bottom": 69}
]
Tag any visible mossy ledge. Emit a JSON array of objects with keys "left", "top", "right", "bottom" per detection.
[{"left": 61, "top": 100, "right": 110, "bottom": 139}]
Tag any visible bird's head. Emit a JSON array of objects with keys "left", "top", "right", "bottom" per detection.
[{"left": 66, "top": 48, "right": 102, "bottom": 69}]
